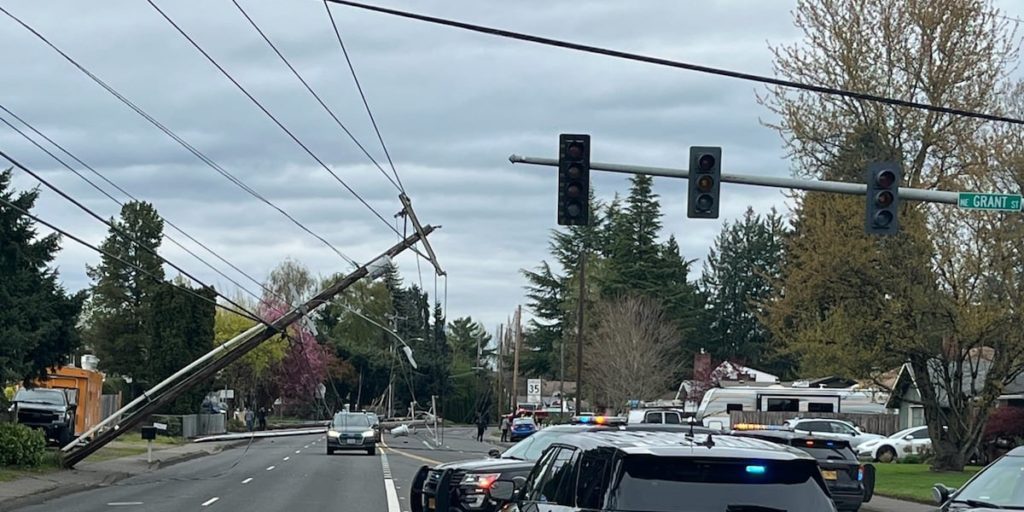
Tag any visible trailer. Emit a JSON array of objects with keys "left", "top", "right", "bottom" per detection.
[{"left": 697, "top": 385, "right": 888, "bottom": 430}]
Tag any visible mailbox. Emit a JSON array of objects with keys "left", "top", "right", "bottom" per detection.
[{"left": 141, "top": 426, "right": 157, "bottom": 440}]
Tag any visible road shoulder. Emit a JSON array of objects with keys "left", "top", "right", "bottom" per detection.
[{"left": 0, "top": 439, "right": 248, "bottom": 511}]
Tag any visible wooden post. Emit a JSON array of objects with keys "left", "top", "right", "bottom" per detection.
[{"left": 511, "top": 306, "right": 522, "bottom": 412}]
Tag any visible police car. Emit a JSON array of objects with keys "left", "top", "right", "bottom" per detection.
[
  {"left": 731, "top": 423, "right": 876, "bottom": 512},
  {"left": 487, "top": 430, "right": 838, "bottom": 512},
  {"left": 411, "top": 416, "right": 719, "bottom": 512}
]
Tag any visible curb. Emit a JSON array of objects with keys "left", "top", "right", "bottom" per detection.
[{"left": 0, "top": 440, "right": 250, "bottom": 511}]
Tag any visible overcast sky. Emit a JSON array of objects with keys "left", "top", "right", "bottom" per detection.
[{"left": 3, "top": 1, "right": 1020, "bottom": 331}]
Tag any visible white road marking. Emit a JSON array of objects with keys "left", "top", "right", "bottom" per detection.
[
  {"left": 241, "top": 478, "right": 253, "bottom": 484},
  {"left": 266, "top": 465, "right": 276, "bottom": 471},
  {"left": 283, "top": 456, "right": 290, "bottom": 461},
  {"left": 201, "top": 497, "right": 219, "bottom": 507},
  {"left": 381, "top": 451, "right": 401, "bottom": 512},
  {"left": 295, "top": 450, "right": 301, "bottom": 453},
  {"left": 107, "top": 503, "right": 144, "bottom": 506},
  {"left": 421, "top": 440, "right": 435, "bottom": 450}
]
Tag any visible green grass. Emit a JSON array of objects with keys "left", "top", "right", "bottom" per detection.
[
  {"left": 0, "top": 452, "right": 62, "bottom": 482},
  {"left": 87, "top": 445, "right": 149, "bottom": 462},
  {"left": 874, "top": 463, "right": 982, "bottom": 503},
  {"left": 113, "top": 435, "right": 187, "bottom": 447}
]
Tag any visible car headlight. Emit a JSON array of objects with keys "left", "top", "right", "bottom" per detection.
[
  {"left": 461, "top": 473, "right": 501, "bottom": 489},
  {"left": 361, "top": 430, "right": 375, "bottom": 438},
  {"left": 327, "top": 430, "right": 340, "bottom": 438}
]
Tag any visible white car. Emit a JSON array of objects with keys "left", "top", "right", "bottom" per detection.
[
  {"left": 856, "top": 425, "right": 933, "bottom": 462},
  {"left": 783, "top": 418, "right": 886, "bottom": 447}
]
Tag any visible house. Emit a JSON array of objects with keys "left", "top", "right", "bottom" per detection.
[{"left": 885, "top": 359, "right": 1024, "bottom": 430}]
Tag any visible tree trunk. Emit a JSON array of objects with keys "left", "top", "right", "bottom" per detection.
[{"left": 930, "top": 438, "right": 965, "bottom": 472}]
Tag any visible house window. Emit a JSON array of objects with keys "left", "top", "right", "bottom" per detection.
[
  {"left": 808, "top": 402, "right": 834, "bottom": 413},
  {"left": 766, "top": 398, "right": 799, "bottom": 412},
  {"left": 726, "top": 403, "right": 743, "bottom": 412},
  {"left": 910, "top": 407, "right": 925, "bottom": 427}
]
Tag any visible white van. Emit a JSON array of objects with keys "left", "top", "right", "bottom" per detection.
[{"left": 626, "top": 408, "right": 688, "bottom": 425}]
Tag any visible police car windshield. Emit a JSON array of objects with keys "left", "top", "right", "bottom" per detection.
[
  {"left": 501, "top": 429, "right": 559, "bottom": 460},
  {"left": 608, "top": 456, "right": 835, "bottom": 512}
]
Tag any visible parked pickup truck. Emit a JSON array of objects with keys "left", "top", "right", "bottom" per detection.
[
  {"left": 10, "top": 365, "right": 104, "bottom": 446},
  {"left": 11, "top": 387, "right": 78, "bottom": 445}
]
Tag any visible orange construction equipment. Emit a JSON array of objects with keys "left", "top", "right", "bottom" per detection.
[{"left": 35, "top": 366, "right": 105, "bottom": 436}]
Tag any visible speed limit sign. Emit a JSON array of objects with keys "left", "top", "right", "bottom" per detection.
[{"left": 527, "top": 379, "right": 542, "bottom": 403}]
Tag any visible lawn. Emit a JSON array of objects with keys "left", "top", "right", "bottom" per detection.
[
  {"left": 0, "top": 452, "right": 61, "bottom": 482},
  {"left": 874, "top": 463, "right": 982, "bottom": 503}
]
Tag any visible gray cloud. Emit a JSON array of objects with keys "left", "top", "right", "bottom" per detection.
[{"left": 2, "top": 0, "right": 872, "bottom": 329}]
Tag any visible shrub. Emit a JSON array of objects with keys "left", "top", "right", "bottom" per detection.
[
  {"left": 227, "top": 418, "right": 246, "bottom": 433},
  {"left": 0, "top": 423, "right": 46, "bottom": 467}
]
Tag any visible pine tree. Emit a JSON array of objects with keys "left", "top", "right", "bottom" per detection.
[
  {"left": 147, "top": 278, "right": 216, "bottom": 413},
  {"left": 85, "top": 201, "right": 165, "bottom": 395},
  {"left": 0, "top": 169, "right": 84, "bottom": 386},
  {"left": 602, "top": 175, "right": 663, "bottom": 297},
  {"left": 701, "top": 207, "right": 788, "bottom": 375}
]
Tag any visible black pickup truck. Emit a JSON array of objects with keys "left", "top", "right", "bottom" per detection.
[
  {"left": 11, "top": 387, "right": 77, "bottom": 446},
  {"left": 411, "top": 420, "right": 719, "bottom": 512}
]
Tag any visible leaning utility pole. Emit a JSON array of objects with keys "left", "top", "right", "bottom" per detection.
[
  {"left": 495, "top": 324, "right": 504, "bottom": 416},
  {"left": 62, "top": 226, "right": 437, "bottom": 467},
  {"left": 574, "top": 252, "right": 586, "bottom": 414}
]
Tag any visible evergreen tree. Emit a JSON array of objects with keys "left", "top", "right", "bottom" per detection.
[
  {"left": 85, "top": 201, "right": 165, "bottom": 395},
  {"left": 701, "top": 207, "right": 788, "bottom": 374},
  {"left": 147, "top": 278, "right": 216, "bottom": 413},
  {"left": 602, "top": 175, "right": 663, "bottom": 297},
  {"left": 0, "top": 169, "right": 84, "bottom": 386}
]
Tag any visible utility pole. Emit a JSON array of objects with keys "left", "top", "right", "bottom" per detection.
[
  {"left": 511, "top": 306, "right": 522, "bottom": 412},
  {"left": 495, "top": 324, "right": 504, "bottom": 417},
  {"left": 575, "top": 252, "right": 586, "bottom": 414},
  {"left": 62, "top": 226, "right": 436, "bottom": 467}
]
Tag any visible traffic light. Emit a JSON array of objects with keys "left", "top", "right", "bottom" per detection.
[
  {"left": 865, "top": 162, "right": 901, "bottom": 235},
  {"left": 558, "top": 134, "right": 590, "bottom": 226},
  {"left": 687, "top": 146, "right": 721, "bottom": 219}
]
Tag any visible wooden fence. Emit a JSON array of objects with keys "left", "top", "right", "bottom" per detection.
[{"left": 729, "top": 411, "right": 901, "bottom": 436}]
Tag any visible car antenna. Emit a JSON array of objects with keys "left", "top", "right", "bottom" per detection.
[
  {"left": 687, "top": 416, "right": 696, "bottom": 438},
  {"left": 701, "top": 433, "right": 716, "bottom": 448}
]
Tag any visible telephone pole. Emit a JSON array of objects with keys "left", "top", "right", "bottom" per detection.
[
  {"left": 511, "top": 306, "right": 522, "bottom": 411},
  {"left": 575, "top": 252, "right": 586, "bottom": 414},
  {"left": 63, "top": 226, "right": 437, "bottom": 467}
]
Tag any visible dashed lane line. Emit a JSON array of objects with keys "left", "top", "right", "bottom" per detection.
[
  {"left": 381, "top": 451, "right": 401, "bottom": 512},
  {"left": 266, "top": 465, "right": 276, "bottom": 471},
  {"left": 201, "top": 497, "right": 219, "bottom": 507},
  {"left": 241, "top": 478, "right": 253, "bottom": 484}
]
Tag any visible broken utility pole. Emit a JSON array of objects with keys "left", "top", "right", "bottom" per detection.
[{"left": 62, "top": 226, "right": 438, "bottom": 467}]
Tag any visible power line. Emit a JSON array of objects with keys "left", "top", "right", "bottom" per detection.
[
  {"left": 0, "top": 147, "right": 260, "bottom": 321},
  {"left": 325, "top": 0, "right": 1024, "bottom": 127},
  {"left": 0, "top": 194, "right": 260, "bottom": 323},
  {"left": 145, "top": 0, "right": 402, "bottom": 237},
  {"left": 230, "top": 0, "right": 401, "bottom": 193},
  {"left": 0, "top": 5, "right": 360, "bottom": 268},
  {"left": 322, "top": 0, "right": 405, "bottom": 193},
  {"left": 0, "top": 106, "right": 271, "bottom": 306}
]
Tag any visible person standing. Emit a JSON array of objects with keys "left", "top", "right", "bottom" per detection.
[
  {"left": 244, "top": 408, "right": 255, "bottom": 432},
  {"left": 499, "top": 415, "right": 510, "bottom": 442},
  {"left": 476, "top": 414, "right": 487, "bottom": 442},
  {"left": 257, "top": 407, "right": 267, "bottom": 431}
]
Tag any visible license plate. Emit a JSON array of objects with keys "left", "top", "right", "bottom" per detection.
[
  {"left": 821, "top": 470, "right": 838, "bottom": 480},
  {"left": 427, "top": 497, "right": 435, "bottom": 510},
  {"left": 346, "top": 438, "right": 359, "bottom": 445}
]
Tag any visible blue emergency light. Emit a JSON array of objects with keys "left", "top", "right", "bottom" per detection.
[{"left": 745, "top": 465, "right": 767, "bottom": 475}]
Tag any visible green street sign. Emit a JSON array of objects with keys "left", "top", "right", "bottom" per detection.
[{"left": 958, "top": 192, "right": 1022, "bottom": 212}]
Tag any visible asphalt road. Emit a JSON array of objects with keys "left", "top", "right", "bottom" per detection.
[{"left": 10, "top": 426, "right": 502, "bottom": 512}]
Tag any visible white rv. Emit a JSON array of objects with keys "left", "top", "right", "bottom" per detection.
[{"left": 696, "top": 385, "right": 888, "bottom": 430}]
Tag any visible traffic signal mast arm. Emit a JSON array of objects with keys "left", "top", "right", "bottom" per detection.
[{"left": 509, "top": 154, "right": 963, "bottom": 205}]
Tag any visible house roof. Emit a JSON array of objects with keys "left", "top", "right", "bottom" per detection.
[{"left": 885, "top": 356, "right": 1024, "bottom": 409}]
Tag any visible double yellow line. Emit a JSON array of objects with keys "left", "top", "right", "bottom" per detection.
[{"left": 380, "top": 439, "right": 441, "bottom": 465}]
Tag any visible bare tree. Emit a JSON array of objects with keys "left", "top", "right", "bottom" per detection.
[{"left": 585, "top": 296, "right": 681, "bottom": 412}]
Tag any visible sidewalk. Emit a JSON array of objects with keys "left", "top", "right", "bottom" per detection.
[
  {"left": 863, "top": 495, "right": 935, "bottom": 512},
  {"left": 0, "top": 439, "right": 247, "bottom": 511}
]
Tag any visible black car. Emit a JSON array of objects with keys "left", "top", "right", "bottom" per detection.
[
  {"left": 326, "top": 411, "right": 377, "bottom": 455},
  {"left": 411, "top": 420, "right": 719, "bottom": 512},
  {"left": 934, "top": 445, "right": 1024, "bottom": 510},
  {"left": 488, "top": 430, "right": 838, "bottom": 512},
  {"left": 732, "top": 428, "right": 876, "bottom": 511}
]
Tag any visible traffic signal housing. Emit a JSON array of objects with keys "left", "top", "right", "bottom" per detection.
[
  {"left": 865, "top": 162, "right": 901, "bottom": 235},
  {"left": 558, "top": 134, "right": 591, "bottom": 226},
  {"left": 687, "top": 146, "right": 721, "bottom": 219}
]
